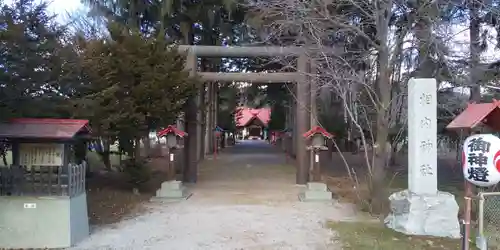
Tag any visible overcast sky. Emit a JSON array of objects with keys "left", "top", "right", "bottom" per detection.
[
  {"left": 48, "top": 0, "right": 81, "bottom": 14},
  {"left": 7, "top": 0, "right": 500, "bottom": 66},
  {"left": 3, "top": 0, "right": 83, "bottom": 21}
]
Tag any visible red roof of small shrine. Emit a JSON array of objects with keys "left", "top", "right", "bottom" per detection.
[
  {"left": 0, "top": 118, "right": 91, "bottom": 140},
  {"left": 235, "top": 107, "right": 271, "bottom": 127},
  {"left": 302, "top": 126, "right": 334, "bottom": 139},
  {"left": 157, "top": 125, "right": 187, "bottom": 137},
  {"left": 446, "top": 100, "right": 500, "bottom": 131}
]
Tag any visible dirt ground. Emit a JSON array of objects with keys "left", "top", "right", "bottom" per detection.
[
  {"left": 76, "top": 140, "right": 358, "bottom": 250},
  {"left": 86, "top": 157, "right": 170, "bottom": 226}
]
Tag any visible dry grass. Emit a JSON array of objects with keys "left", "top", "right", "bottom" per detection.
[
  {"left": 87, "top": 157, "right": 170, "bottom": 225},
  {"left": 328, "top": 221, "right": 472, "bottom": 250},
  {"left": 483, "top": 224, "right": 500, "bottom": 249},
  {"left": 87, "top": 181, "right": 150, "bottom": 225}
]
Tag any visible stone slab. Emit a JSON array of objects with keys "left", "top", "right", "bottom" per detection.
[
  {"left": 299, "top": 182, "right": 332, "bottom": 202},
  {"left": 384, "top": 189, "right": 460, "bottom": 238},
  {"left": 156, "top": 187, "right": 185, "bottom": 197},
  {"left": 298, "top": 190, "right": 332, "bottom": 202},
  {"left": 151, "top": 192, "right": 193, "bottom": 202},
  {"left": 153, "top": 181, "right": 192, "bottom": 201},
  {"left": 161, "top": 180, "right": 183, "bottom": 190},
  {"left": 155, "top": 186, "right": 189, "bottom": 198},
  {"left": 307, "top": 182, "right": 328, "bottom": 191}
]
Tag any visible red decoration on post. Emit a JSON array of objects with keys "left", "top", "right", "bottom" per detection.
[
  {"left": 302, "top": 126, "right": 334, "bottom": 139},
  {"left": 213, "top": 126, "right": 224, "bottom": 160},
  {"left": 157, "top": 125, "right": 187, "bottom": 138}
]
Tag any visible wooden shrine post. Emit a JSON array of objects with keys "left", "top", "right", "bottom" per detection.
[
  {"left": 446, "top": 100, "right": 500, "bottom": 250},
  {"left": 296, "top": 53, "right": 311, "bottom": 184},
  {"left": 183, "top": 51, "right": 198, "bottom": 183}
]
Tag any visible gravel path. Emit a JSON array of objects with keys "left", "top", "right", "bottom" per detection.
[{"left": 71, "top": 140, "right": 357, "bottom": 250}]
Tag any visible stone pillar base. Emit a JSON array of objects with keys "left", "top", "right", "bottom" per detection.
[
  {"left": 151, "top": 181, "right": 192, "bottom": 202},
  {"left": 384, "top": 189, "right": 460, "bottom": 238},
  {"left": 298, "top": 182, "right": 332, "bottom": 202}
]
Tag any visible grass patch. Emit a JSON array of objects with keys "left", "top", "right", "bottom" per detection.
[{"left": 328, "top": 221, "right": 472, "bottom": 250}]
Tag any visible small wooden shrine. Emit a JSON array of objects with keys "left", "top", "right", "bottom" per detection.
[
  {"left": 0, "top": 118, "right": 91, "bottom": 249},
  {"left": 446, "top": 100, "right": 500, "bottom": 249}
]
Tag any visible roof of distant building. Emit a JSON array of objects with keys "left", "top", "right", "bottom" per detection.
[{"left": 235, "top": 107, "right": 271, "bottom": 127}]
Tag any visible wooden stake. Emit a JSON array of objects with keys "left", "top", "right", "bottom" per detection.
[
  {"left": 463, "top": 181, "right": 473, "bottom": 250},
  {"left": 214, "top": 136, "right": 218, "bottom": 160}
]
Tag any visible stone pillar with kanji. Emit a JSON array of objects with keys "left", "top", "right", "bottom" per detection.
[{"left": 385, "top": 78, "right": 460, "bottom": 238}]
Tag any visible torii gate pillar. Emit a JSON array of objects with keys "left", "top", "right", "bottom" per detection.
[
  {"left": 296, "top": 54, "right": 311, "bottom": 184},
  {"left": 183, "top": 51, "right": 199, "bottom": 183}
]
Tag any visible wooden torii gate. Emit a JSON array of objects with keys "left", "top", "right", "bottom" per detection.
[{"left": 178, "top": 45, "right": 314, "bottom": 185}]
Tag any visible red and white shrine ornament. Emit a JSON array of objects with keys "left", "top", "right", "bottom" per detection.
[{"left": 462, "top": 134, "right": 500, "bottom": 187}]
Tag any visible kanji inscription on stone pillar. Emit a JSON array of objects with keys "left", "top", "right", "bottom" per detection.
[{"left": 408, "top": 78, "right": 438, "bottom": 195}]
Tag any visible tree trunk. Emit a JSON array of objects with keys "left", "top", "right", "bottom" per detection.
[
  {"left": 181, "top": 21, "right": 198, "bottom": 183},
  {"left": 371, "top": 114, "right": 391, "bottom": 213},
  {"left": 469, "top": 0, "right": 481, "bottom": 103},
  {"left": 2, "top": 152, "right": 7, "bottom": 166},
  {"left": 370, "top": 0, "right": 393, "bottom": 214},
  {"left": 221, "top": 133, "right": 226, "bottom": 148},
  {"left": 134, "top": 137, "right": 142, "bottom": 162},
  {"left": 414, "top": 0, "right": 437, "bottom": 78},
  {"left": 96, "top": 138, "right": 112, "bottom": 170},
  {"left": 389, "top": 145, "right": 397, "bottom": 166},
  {"left": 142, "top": 132, "right": 151, "bottom": 158}
]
